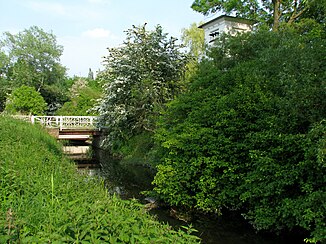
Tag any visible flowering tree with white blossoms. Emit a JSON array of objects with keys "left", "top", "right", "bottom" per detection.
[{"left": 96, "top": 24, "right": 188, "bottom": 150}]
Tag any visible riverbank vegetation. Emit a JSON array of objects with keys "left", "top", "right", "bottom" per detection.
[
  {"left": 0, "top": 116, "right": 199, "bottom": 242},
  {"left": 152, "top": 27, "right": 326, "bottom": 243},
  {"left": 95, "top": 9, "right": 325, "bottom": 244}
]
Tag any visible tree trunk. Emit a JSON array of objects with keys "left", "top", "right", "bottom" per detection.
[{"left": 272, "top": 0, "right": 281, "bottom": 31}]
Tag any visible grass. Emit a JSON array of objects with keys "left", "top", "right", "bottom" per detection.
[{"left": 0, "top": 115, "right": 199, "bottom": 243}]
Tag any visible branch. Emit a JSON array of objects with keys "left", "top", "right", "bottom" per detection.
[
  {"left": 288, "top": 7, "right": 308, "bottom": 24},
  {"left": 288, "top": 6, "right": 308, "bottom": 24},
  {"left": 143, "top": 125, "right": 155, "bottom": 132}
]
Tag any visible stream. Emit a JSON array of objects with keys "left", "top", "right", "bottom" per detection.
[{"left": 76, "top": 147, "right": 304, "bottom": 244}]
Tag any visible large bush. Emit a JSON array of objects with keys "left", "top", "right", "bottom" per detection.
[
  {"left": 5, "top": 85, "right": 47, "bottom": 115},
  {"left": 0, "top": 116, "right": 199, "bottom": 243},
  {"left": 153, "top": 29, "right": 326, "bottom": 242},
  {"left": 96, "top": 24, "right": 188, "bottom": 152}
]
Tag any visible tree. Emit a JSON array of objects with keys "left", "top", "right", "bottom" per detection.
[
  {"left": 181, "top": 22, "right": 205, "bottom": 81},
  {"left": 56, "top": 78, "right": 102, "bottom": 116},
  {"left": 152, "top": 29, "right": 326, "bottom": 242},
  {"left": 96, "top": 24, "right": 188, "bottom": 151},
  {"left": 68, "top": 77, "right": 88, "bottom": 98},
  {"left": 191, "top": 0, "right": 324, "bottom": 31},
  {"left": 0, "top": 26, "right": 67, "bottom": 110},
  {"left": 5, "top": 85, "right": 47, "bottom": 115},
  {"left": 0, "top": 50, "right": 10, "bottom": 111},
  {"left": 0, "top": 78, "right": 11, "bottom": 112}
]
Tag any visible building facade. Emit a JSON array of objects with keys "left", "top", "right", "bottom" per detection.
[{"left": 199, "top": 15, "right": 254, "bottom": 45}]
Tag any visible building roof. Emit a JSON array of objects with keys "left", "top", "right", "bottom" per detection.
[{"left": 198, "top": 15, "right": 254, "bottom": 29}]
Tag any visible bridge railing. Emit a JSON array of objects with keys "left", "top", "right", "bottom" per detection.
[{"left": 14, "top": 115, "right": 99, "bottom": 130}]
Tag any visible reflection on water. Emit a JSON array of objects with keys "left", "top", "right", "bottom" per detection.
[
  {"left": 96, "top": 149, "right": 154, "bottom": 200},
  {"left": 91, "top": 149, "right": 304, "bottom": 244}
]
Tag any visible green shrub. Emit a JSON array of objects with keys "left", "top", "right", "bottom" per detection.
[
  {"left": 4, "top": 85, "right": 47, "bottom": 115},
  {"left": 56, "top": 86, "right": 100, "bottom": 116},
  {"left": 153, "top": 29, "right": 326, "bottom": 243},
  {"left": 0, "top": 116, "right": 199, "bottom": 243}
]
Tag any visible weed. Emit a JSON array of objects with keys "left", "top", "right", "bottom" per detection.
[{"left": 0, "top": 116, "right": 200, "bottom": 243}]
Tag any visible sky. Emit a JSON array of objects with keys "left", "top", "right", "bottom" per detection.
[{"left": 0, "top": 0, "right": 211, "bottom": 77}]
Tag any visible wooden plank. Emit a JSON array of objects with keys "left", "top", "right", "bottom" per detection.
[
  {"left": 60, "top": 129, "right": 101, "bottom": 135},
  {"left": 58, "top": 135, "right": 91, "bottom": 140},
  {"left": 63, "top": 146, "right": 90, "bottom": 154}
]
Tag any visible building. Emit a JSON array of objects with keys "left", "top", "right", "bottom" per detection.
[{"left": 199, "top": 15, "right": 254, "bottom": 45}]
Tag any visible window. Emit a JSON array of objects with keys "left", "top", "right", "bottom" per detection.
[{"left": 209, "top": 29, "right": 219, "bottom": 43}]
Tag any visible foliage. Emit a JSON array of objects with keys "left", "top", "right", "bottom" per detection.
[
  {"left": 69, "top": 77, "right": 89, "bottom": 98},
  {"left": 56, "top": 86, "right": 101, "bottom": 116},
  {"left": 118, "top": 131, "right": 157, "bottom": 166},
  {"left": 4, "top": 85, "right": 47, "bottom": 115},
  {"left": 39, "top": 83, "right": 70, "bottom": 115},
  {"left": 181, "top": 22, "right": 206, "bottom": 81},
  {"left": 56, "top": 77, "right": 101, "bottom": 116},
  {"left": 0, "top": 79, "right": 10, "bottom": 112},
  {"left": 0, "top": 50, "right": 10, "bottom": 111},
  {"left": 0, "top": 116, "right": 200, "bottom": 243},
  {"left": 0, "top": 26, "right": 67, "bottom": 111},
  {"left": 191, "top": 0, "right": 325, "bottom": 31},
  {"left": 301, "top": 0, "right": 326, "bottom": 24},
  {"left": 96, "top": 24, "right": 188, "bottom": 151},
  {"left": 152, "top": 28, "right": 326, "bottom": 242}
]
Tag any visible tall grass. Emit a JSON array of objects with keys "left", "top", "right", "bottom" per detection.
[{"left": 0, "top": 116, "right": 199, "bottom": 243}]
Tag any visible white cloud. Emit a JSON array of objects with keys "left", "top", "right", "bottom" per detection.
[{"left": 82, "top": 28, "right": 111, "bottom": 39}]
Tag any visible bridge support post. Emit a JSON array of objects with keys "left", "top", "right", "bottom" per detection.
[{"left": 59, "top": 116, "right": 63, "bottom": 131}]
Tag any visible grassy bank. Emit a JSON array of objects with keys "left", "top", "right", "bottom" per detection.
[{"left": 0, "top": 116, "right": 199, "bottom": 243}]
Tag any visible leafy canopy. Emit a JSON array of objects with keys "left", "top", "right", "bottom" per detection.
[
  {"left": 1, "top": 26, "right": 66, "bottom": 89},
  {"left": 56, "top": 78, "right": 101, "bottom": 116},
  {"left": 181, "top": 22, "right": 206, "bottom": 81},
  {"left": 153, "top": 28, "right": 326, "bottom": 243},
  {"left": 0, "top": 26, "right": 67, "bottom": 112},
  {"left": 96, "top": 24, "right": 188, "bottom": 150},
  {"left": 191, "top": 0, "right": 324, "bottom": 30}
]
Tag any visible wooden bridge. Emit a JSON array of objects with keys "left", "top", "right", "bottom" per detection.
[
  {"left": 16, "top": 115, "right": 103, "bottom": 168},
  {"left": 29, "top": 116, "right": 98, "bottom": 130}
]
